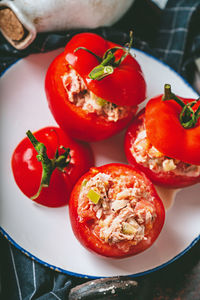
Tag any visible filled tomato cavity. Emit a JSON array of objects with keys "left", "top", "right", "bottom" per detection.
[
  {"left": 132, "top": 123, "right": 200, "bottom": 177},
  {"left": 62, "top": 67, "right": 135, "bottom": 122},
  {"left": 78, "top": 172, "right": 157, "bottom": 252}
]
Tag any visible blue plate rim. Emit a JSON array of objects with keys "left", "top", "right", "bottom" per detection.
[{"left": 0, "top": 48, "right": 199, "bottom": 279}]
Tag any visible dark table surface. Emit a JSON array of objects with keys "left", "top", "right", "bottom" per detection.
[{"left": 0, "top": 0, "right": 200, "bottom": 299}]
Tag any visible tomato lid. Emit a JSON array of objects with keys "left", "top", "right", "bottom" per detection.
[
  {"left": 145, "top": 85, "right": 200, "bottom": 165},
  {"left": 64, "top": 33, "right": 146, "bottom": 106}
]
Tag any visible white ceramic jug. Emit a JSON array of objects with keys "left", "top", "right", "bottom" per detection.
[{"left": 0, "top": 0, "right": 134, "bottom": 49}]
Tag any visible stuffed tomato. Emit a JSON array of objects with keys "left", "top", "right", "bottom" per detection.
[
  {"left": 69, "top": 163, "right": 165, "bottom": 258},
  {"left": 45, "top": 33, "right": 146, "bottom": 141},
  {"left": 12, "top": 127, "right": 94, "bottom": 207},
  {"left": 125, "top": 84, "right": 200, "bottom": 188}
]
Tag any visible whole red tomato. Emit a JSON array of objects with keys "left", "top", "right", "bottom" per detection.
[
  {"left": 45, "top": 33, "right": 146, "bottom": 141},
  {"left": 69, "top": 163, "right": 165, "bottom": 258},
  {"left": 125, "top": 85, "right": 200, "bottom": 188},
  {"left": 12, "top": 127, "right": 94, "bottom": 207}
]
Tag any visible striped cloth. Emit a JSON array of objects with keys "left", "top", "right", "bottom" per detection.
[
  {"left": 0, "top": 0, "right": 200, "bottom": 299},
  {"left": 1, "top": 237, "right": 75, "bottom": 299},
  {"left": 155, "top": 0, "right": 200, "bottom": 82}
]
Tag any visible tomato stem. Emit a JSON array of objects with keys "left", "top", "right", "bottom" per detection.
[
  {"left": 162, "top": 84, "right": 185, "bottom": 107},
  {"left": 162, "top": 84, "right": 200, "bottom": 129},
  {"left": 74, "top": 31, "right": 134, "bottom": 81},
  {"left": 89, "top": 65, "right": 114, "bottom": 80},
  {"left": 114, "top": 30, "right": 134, "bottom": 66},
  {"left": 89, "top": 31, "right": 133, "bottom": 80},
  {"left": 26, "top": 130, "right": 71, "bottom": 200}
]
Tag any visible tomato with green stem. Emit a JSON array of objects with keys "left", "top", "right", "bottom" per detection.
[
  {"left": 11, "top": 127, "right": 94, "bottom": 207},
  {"left": 45, "top": 32, "right": 146, "bottom": 141},
  {"left": 145, "top": 84, "right": 200, "bottom": 165},
  {"left": 64, "top": 32, "right": 146, "bottom": 106},
  {"left": 125, "top": 84, "right": 200, "bottom": 188}
]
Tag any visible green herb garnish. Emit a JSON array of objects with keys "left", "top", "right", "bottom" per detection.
[{"left": 87, "top": 189, "right": 101, "bottom": 204}]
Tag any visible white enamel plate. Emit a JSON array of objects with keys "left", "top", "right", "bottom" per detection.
[{"left": 0, "top": 48, "right": 199, "bottom": 278}]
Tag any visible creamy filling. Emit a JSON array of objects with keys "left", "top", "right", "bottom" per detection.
[
  {"left": 131, "top": 123, "right": 200, "bottom": 177},
  {"left": 78, "top": 172, "right": 157, "bottom": 252},
  {"left": 62, "top": 68, "right": 134, "bottom": 122}
]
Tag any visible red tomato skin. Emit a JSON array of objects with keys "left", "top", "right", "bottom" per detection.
[
  {"left": 69, "top": 163, "right": 165, "bottom": 258},
  {"left": 45, "top": 52, "right": 138, "bottom": 142},
  {"left": 64, "top": 33, "right": 146, "bottom": 107},
  {"left": 124, "top": 110, "right": 200, "bottom": 188},
  {"left": 11, "top": 127, "right": 94, "bottom": 207},
  {"left": 145, "top": 95, "right": 200, "bottom": 166}
]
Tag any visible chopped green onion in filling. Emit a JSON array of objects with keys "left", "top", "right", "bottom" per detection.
[
  {"left": 95, "top": 97, "right": 108, "bottom": 107},
  {"left": 81, "top": 179, "right": 88, "bottom": 189},
  {"left": 122, "top": 222, "right": 137, "bottom": 235},
  {"left": 87, "top": 189, "right": 101, "bottom": 204}
]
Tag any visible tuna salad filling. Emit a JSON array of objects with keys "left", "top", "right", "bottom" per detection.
[
  {"left": 78, "top": 172, "right": 157, "bottom": 252},
  {"left": 62, "top": 68, "right": 135, "bottom": 122},
  {"left": 132, "top": 123, "right": 200, "bottom": 177}
]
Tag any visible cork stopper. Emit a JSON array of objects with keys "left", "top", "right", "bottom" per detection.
[{"left": 0, "top": 8, "right": 25, "bottom": 42}]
